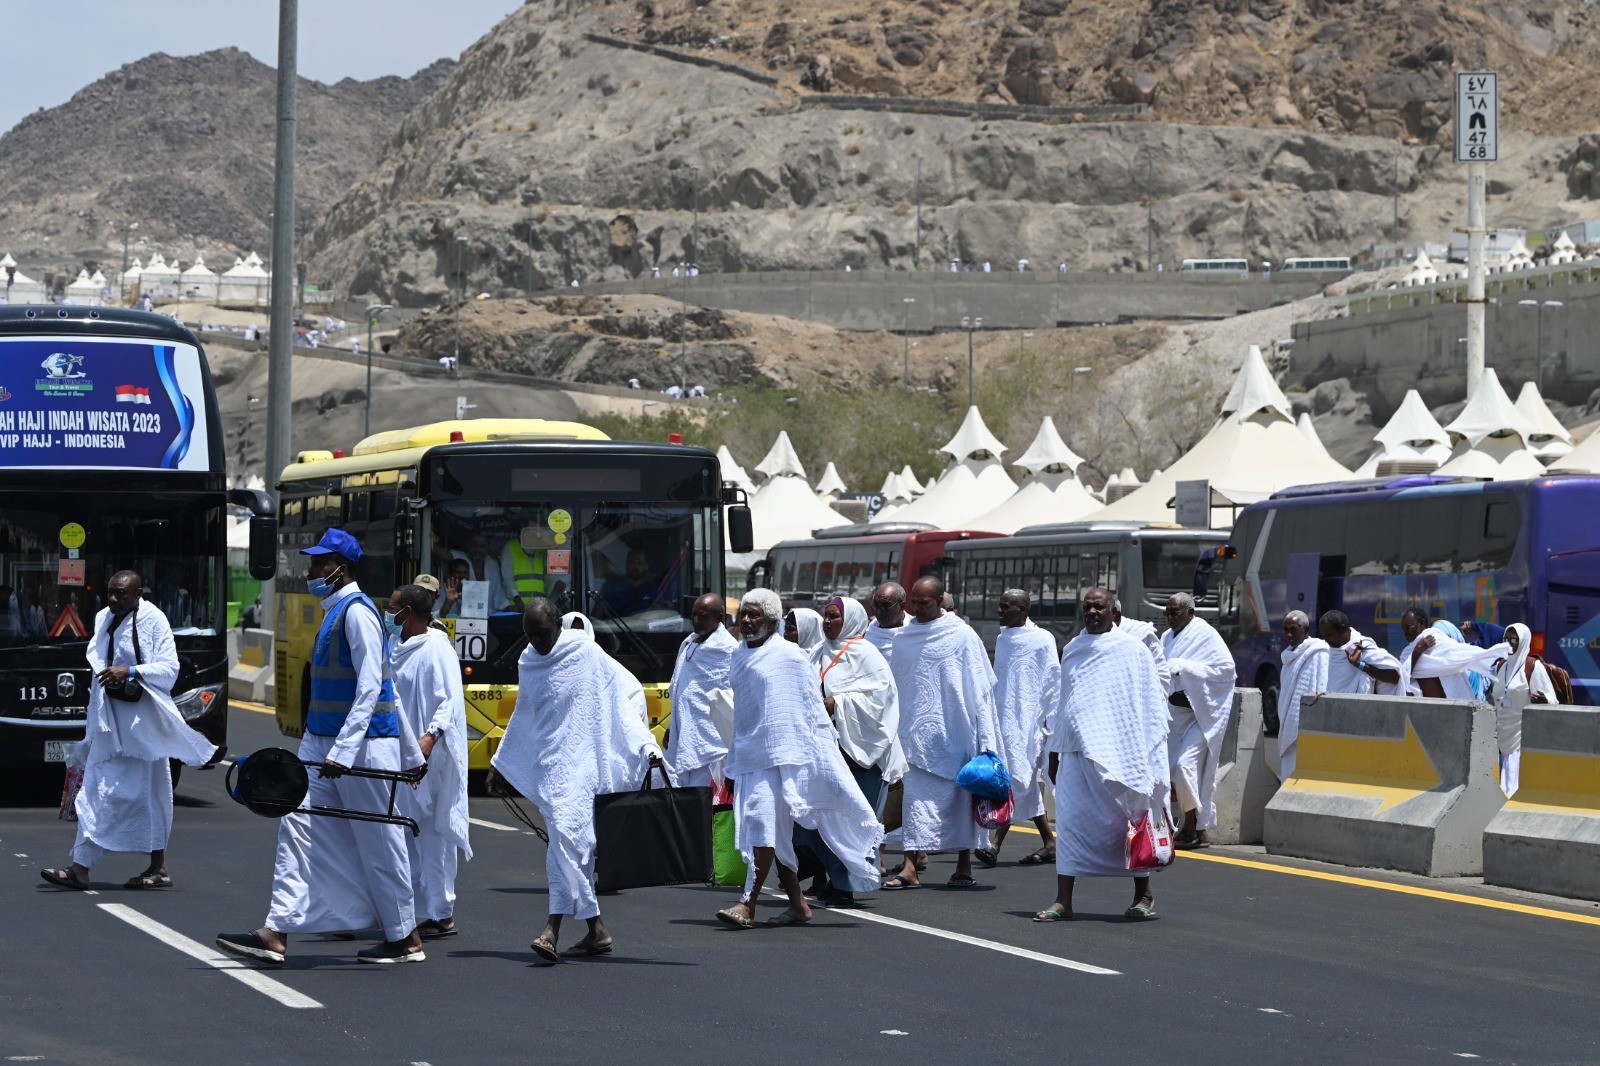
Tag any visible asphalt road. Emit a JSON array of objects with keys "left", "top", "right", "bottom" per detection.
[{"left": 4, "top": 705, "right": 1599, "bottom": 1065}]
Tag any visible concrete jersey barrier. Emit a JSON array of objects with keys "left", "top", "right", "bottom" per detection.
[
  {"left": 1264, "top": 693, "right": 1503, "bottom": 877},
  {"left": 1209, "top": 688, "right": 1280, "bottom": 845},
  {"left": 1483, "top": 705, "right": 1600, "bottom": 902},
  {"left": 229, "top": 627, "right": 276, "bottom": 705}
]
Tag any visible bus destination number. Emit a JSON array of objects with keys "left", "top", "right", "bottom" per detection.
[
  {"left": 19, "top": 685, "right": 49, "bottom": 702},
  {"left": 453, "top": 617, "right": 487, "bottom": 662}
]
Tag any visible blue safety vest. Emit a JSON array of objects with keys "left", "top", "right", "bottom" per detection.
[{"left": 305, "top": 590, "right": 399, "bottom": 738}]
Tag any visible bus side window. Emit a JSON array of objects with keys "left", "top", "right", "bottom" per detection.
[
  {"left": 797, "top": 557, "right": 816, "bottom": 599},
  {"left": 816, "top": 559, "right": 835, "bottom": 601},
  {"left": 776, "top": 554, "right": 795, "bottom": 597}
]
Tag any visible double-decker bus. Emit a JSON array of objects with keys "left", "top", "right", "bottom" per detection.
[
  {"left": 747, "top": 524, "right": 1002, "bottom": 611},
  {"left": 274, "top": 420, "right": 750, "bottom": 768},
  {"left": 947, "top": 522, "right": 1227, "bottom": 651},
  {"left": 0, "top": 307, "right": 275, "bottom": 788},
  {"left": 1205, "top": 475, "right": 1600, "bottom": 706}
]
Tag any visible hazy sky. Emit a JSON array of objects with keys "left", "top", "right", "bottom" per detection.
[{"left": 0, "top": 0, "right": 524, "bottom": 136}]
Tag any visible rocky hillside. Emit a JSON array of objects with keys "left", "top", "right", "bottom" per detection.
[
  {"left": 305, "top": 0, "right": 1600, "bottom": 303},
  {"left": 0, "top": 48, "right": 453, "bottom": 264}
]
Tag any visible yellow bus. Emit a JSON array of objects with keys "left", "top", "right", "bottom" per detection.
[{"left": 273, "top": 419, "right": 751, "bottom": 773}]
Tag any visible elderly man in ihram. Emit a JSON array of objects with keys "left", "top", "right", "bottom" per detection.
[
  {"left": 884, "top": 576, "right": 1000, "bottom": 890},
  {"left": 1035, "top": 588, "right": 1170, "bottom": 923},
  {"left": 1275, "top": 611, "right": 1329, "bottom": 781},
  {"left": 490, "top": 597, "right": 665, "bottom": 962},
  {"left": 41, "top": 570, "right": 217, "bottom": 892},
  {"left": 1161, "top": 592, "right": 1236, "bottom": 850},
  {"left": 666, "top": 593, "right": 737, "bottom": 787},
  {"left": 715, "top": 589, "right": 882, "bottom": 928},
  {"left": 865, "top": 581, "right": 907, "bottom": 656},
  {"left": 1396, "top": 609, "right": 1482, "bottom": 700},
  {"left": 1319, "top": 609, "right": 1400, "bottom": 694},
  {"left": 977, "top": 589, "right": 1059, "bottom": 868}
]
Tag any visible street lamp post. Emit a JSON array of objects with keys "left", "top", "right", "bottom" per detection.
[
  {"left": 363, "top": 302, "right": 391, "bottom": 437},
  {"left": 120, "top": 221, "right": 139, "bottom": 305},
  {"left": 960, "top": 314, "right": 983, "bottom": 408},
  {"left": 1518, "top": 299, "right": 1564, "bottom": 392},
  {"left": 239, "top": 394, "right": 260, "bottom": 479},
  {"left": 680, "top": 165, "right": 700, "bottom": 389},
  {"left": 902, "top": 297, "right": 916, "bottom": 388},
  {"left": 453, "top": 237, "right": 467, "bottom": 370},
  {"left": 913, "top": 156, "right": 922, "bottom": 270}
]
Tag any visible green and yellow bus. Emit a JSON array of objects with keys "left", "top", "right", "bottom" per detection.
[{"left": 273, "top": 419, "right": 750, "bottom": 771}]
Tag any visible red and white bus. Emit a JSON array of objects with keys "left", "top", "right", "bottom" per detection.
[{"left": 747, "top": 523, "right": 1002, "bottom": 610}]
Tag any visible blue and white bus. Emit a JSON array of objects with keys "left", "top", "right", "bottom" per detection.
[{"left": 1204, "top": 475, "right": 1600, "bottom": 706}]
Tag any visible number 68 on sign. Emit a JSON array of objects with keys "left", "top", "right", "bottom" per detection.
[{"left": 1454, "top": 71, "right": 1497, "bottom": 163}]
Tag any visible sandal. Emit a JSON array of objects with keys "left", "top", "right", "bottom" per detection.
[
  {"left": 215, "top": 931, "right": 286, "bottom": 965},
  {"left": 764, "top": 912, "right": 812, "bottom": 927},
  {"left": 974, "top": 848, "right": 999, "bottom": 868},
  {"left": 560, "top": 939, "right": 614, "bottom": 957},
  {"left": 880, "top": 875, "right": 921, "bottom": 891},
  {"left": 530, "top": 933, "right": 561, "bottom": 962},
  {"left": 1124, "top": 898, "right": 1158, "bottom": 921},
  {"left": 1018, "top": 847, "right": 1056, "bottom": 866},
  {"left": 945, "top": 874, "right": 979, "bottom": 889},
  {"left": 715, "top": 907, "right": 756, "bottom": 929},
  {"left": 40, "top": 868, "right": 90, "bottom": 891},
  {"left": 1173, "top": 830, "right": 1208, "bottom": 851},
  {"left": 1032, "top": 906, "right": 1073, "bottom": 923},
  {"left": 125, "top": 872, "right": 173, "bottom": 889},
  {"left": 417, "top": 919, "right": 457, "bottom": 939}
]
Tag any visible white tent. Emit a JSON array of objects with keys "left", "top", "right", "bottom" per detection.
[
  {"left": 716, "top": 445, "right": 755, "bottom": 493},
  {"left": 747, "top": 432, "right": 849, "bottom": 551},
  {"left": 1397, "top": 249, "right": 1441, "bottom": 287},
  {"left": 1353, "top": 389, "right": 1453, "bottom": 477},
  {"left": 0, "top": 253, "right": 46, "bottom": 301},
  {"left": 1434, "top": 369, "right": 1546, "bottom": 480},
  {"left": 65, "top": 269, "right": 101, "bottom": 305},
  {"left": 1549, "top": 231, "right": 1581, "bottom": 266},
  {"left": 815, "top": 462, "right": 848, "bottom": 499},
  {"left": 1090, "top": 345, "right": 1352, "bottom": 527},
  {"left": 1500, "top": 237, "right": 1535, "bottom": 272},
  {"left": 1549, "top": 425, "right": 1600, "bottom": 474},
  {"left": 873, "top": 406, "right": 1016, "bottom": 529},
  {"left": 1513, "top": 381, "right": 1574, "bottom": 462},
  {"left": 967, "top": 417, "right": 1099, "bottom": 533},
  {"left": 873, "top": 471, "right": 916, "bottom": 522},
  {"left": 1296, "top": 412, "right": 1332, "bottom": 459},
  {"left": 1104, "top": 466, "right": 1143, "bottom": 503},
  {"left": 139, "top": 253, "right": 179, "bottom": 296},
  {"left": 900, "top": 465, "right": 926, "bottom": 495}
]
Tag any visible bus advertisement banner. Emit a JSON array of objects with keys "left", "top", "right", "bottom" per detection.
[{"left": 0, "top": 336, "right": 210, "bottom": 470}]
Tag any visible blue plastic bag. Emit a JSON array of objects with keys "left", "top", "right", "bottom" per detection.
[{"left": 955, "top": 750, "right": 1011, "bottom": 801}]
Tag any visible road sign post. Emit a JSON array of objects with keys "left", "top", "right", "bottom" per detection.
[{"left": 1455, "top": 72, "right": 1497, "bottom": 400}]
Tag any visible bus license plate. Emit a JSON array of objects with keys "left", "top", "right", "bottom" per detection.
[{"left": 43, "top": 740, "right": 74, "bottom": 763}]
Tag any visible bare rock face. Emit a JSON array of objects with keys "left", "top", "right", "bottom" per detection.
[{"left": 1002, "top": 38, "right": 1061, "bottom": 106}]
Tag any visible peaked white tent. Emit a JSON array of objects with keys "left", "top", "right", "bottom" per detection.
[
  {"left": 1104, "top": 466, "right": 1143, "bottom": 503},
  {"left": 1296, "top": 412, "right": 1333, "bottom": 459},
  {"left": 65, "top": 269, "right": 101, "bottom": 304},
  {"left": 1091, "top": 345, "right": 1352, "bottom": 527},
  {"left": 1549, "top": 425, "right": 1600, "bottom": 474},
  {"left": 873, "top": 471, "right": 916, "bottom": 522},
  {"left": 873, "top": 407, "right": 1017, "bottom": 529},
  {"left": 1549, "top": 231, "right": 1581, "bottom": 266},
  {"left": 747, "top": 432, "right": 849, "bottom": 550},
  {"left": 1354, "top": 389, "right": 1453, "bottom": 477},
  {"left": 967, "top": 417, "right": 1099, "bottom": 533},
  {"left": 0, "top": 253, "right": 45, "bottom": 301},
  {"left": 1434, "top": 369, "right": 1546, "bottom": 480},
  {"left": 1398, "top": 249, "right": 1441, "bottom": 286},
  {"left": 1513, "top": 381, "right": 1574, "bottom": 462},
  {"left": 899, "top": 465, "right": 927, "bottom": 496},
  {"left": 716, "top": 445, "right": 755, "bottom": 493},
  {"left": 815, "top": 462, "right": 848, "bottom": 499},
  {"left": 1500, "top": 237, "right": 1535, "bottom": 272}
]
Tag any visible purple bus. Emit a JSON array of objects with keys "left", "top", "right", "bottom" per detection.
[{"left": 1201, "top": 475, "right": 1600, "bottom": 707}]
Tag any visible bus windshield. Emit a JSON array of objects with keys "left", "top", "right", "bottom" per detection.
[{"left": 1, "top": 488, "right": 223, "bottom": 648}]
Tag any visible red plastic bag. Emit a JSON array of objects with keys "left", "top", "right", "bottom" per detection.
[
  {"left": 1125, "top": 809, "right": 1175, "bottom": 870},
  {"left": 973, "top": 789, "right": 1014, "bottom": 830},
  {"left": 59, "top": 765, "right": 84, "bottom": 822}
]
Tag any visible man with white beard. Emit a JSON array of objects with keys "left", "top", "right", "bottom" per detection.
[
  {"left": 714, "top": 589, "right": 882, "bottom": 928},
  {"left": 1275, "top": 611, "right": 1329, "bottom": 780},
  {"left": 387, "top": 584, "right": 471, "bottom": 940},
  {"left": 489, "top": 597, "right": 664, "bottom": 962},
  {"left": 41, "top": 570, "right": 218, "bottom": 892},
  {"left": 865, "top": 581, "right": 906, "bottom": 656},
  {"left": 883, "top": 577, "right": 999, "bottom": 890},
  {"left": 1161, "top": 592, "right": 1236, "bottom": 849},
  {"left": 1113, "top": 598, "right": 1171, "bottom": 691},
  {"left": 975, "top": 589, "right": 1058, "bottom": 868},
  {"left": 665, "top": 593, "right": 737, "bottom": 787},
  {"left": 1318, "top": 610, "right": 1400, "bottom": 694},
  {"left": 1034, "top": 588, "right": 1171, "bottom": 923}
]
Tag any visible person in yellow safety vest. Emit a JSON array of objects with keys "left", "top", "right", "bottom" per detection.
[{"left": 498, "top": 533, "right": 548, "bottom": 611}]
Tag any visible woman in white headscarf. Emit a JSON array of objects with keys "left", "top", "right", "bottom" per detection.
[
  {"left": 784, "top": 607, "right": 825, "bottom": 659},
  {"left": 1492, "top": 623, "right": 1557, "bottom": 797},
  {"left": 794, "top": 597, "right": 908, "bottom": 904}
]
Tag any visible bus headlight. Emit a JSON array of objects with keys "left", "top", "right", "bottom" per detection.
[{"left": 174, "top": 685, "right": 222, "bottom": 722}]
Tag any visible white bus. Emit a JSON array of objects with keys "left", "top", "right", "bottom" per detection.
[
  {"left": 1178, "top": 258, "right": 1249, "bottom": 274},
  {"left": 1280, "top": 256, "right": 1352, "bottom": 273}
]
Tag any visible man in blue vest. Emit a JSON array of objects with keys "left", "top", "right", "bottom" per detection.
[{"left": 218, "top": 528, "right": 426, "bottom": 965}]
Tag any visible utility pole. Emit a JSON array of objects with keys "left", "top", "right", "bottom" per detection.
[
  {"left": 263, "top": 0, "right": 298, "bottom": 626},
  {"left": 363, "top": 303, "right": 391, "bottom": 438},
  {"left": 902, "top": 296, "right": 915, "bottom": 388},
  {"left": 527, "top": 203, "right": 536, "bottom": 295},
  {"left": 1145, "top": 153, "right": 1154, "bottom": 271},
  {"left": 453, "top": 237, "right": 466, "bottom": 369},
  {"left": 914, "top": 156, "right": 922, "bottom": 271},
  {"left": 961, "top": 314, "right": 982, "bottom": 408},
  {"left": 119, "top": 221, "right": 138, "bottom": 306}
]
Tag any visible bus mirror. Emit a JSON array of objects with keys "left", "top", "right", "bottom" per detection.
[
  {"left": 394, "top": 511, "right": 418, "bottom": 558},
  {"left": 727, "top": 504, "right": 755, "bottom": 555},
  {"left": 248, "top": 515, "right": 277, "bottom": 580}
]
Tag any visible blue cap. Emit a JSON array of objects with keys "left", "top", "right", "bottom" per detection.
[{"left": 300, "top": 527, "right": 363, "bottom": 564}]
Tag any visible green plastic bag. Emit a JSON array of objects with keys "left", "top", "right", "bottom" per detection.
[{"left": 711, "top": 805, "right": 747, "bottom": 887}]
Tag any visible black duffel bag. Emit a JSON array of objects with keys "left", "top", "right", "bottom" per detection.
[{"left": 593, "top": 762, "right": 713, "bottom": 893}]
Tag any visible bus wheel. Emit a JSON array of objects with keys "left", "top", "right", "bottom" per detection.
[{"left": 1257, "top": 668, "right": 1281, "bottom": 737}]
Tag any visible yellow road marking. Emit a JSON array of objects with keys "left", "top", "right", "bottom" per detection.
[
  {"left": 231, "top": 699, "right": 276, "bottom": 716},
  {"left": 1008, "top": 824, "right": 1600, "bottom": 927}
]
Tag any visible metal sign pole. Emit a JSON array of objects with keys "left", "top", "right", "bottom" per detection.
[{"left": 1455, "top": 71, "right": 1497, "bottom": 401}]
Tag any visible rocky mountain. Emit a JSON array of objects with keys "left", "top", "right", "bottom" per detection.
[
  {"left": 305, "top": 0, "right": 1600, "bottom": 304},
  {"left": 0, "top": 48, "right": 454, "bottom": 265}
]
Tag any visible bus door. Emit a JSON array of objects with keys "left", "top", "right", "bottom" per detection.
[
  {"left": 1287, "top": 552, "right": 1321, "bottom": 621},
  {"left": 1545, "top": 549, "right": 1600, "bottom": 705}
]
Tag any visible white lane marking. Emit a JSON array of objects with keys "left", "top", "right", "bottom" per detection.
[
  {"left": 8, "top": 1056, "right": 47, "bottom": 1061},
  {"left": 14, "top": 852, "right": 27, "bottom": 857},
  {"left": 1453, "top": 1055, "right": 1481, "bottom": 1060},
  {"left": 469, "top": 817, "right": 520, "bottom": 832},
  {"left": 763, "top": 890, "right": 1118, "bottom": 975},
  {"left": 98, "top": 903, "right": 322, "bottom": 1009},
  {"left": 880, "top": 1030, "right": 910, "bottom": 1036},
  {"left": 1258, "top": 1008, "right": 1285, "bottom": 1014}
]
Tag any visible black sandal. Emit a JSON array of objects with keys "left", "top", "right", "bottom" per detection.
[
  {"left": 1018, "top": 846, "right": 1056, "bottom": 865},
  {"left": 40, "top": 868, "right": 90, "bottom": 891}
]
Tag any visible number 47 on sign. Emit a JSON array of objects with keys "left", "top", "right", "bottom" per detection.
[{"left": 1454, "top": 71, "right": 1498, "bottom": 164}]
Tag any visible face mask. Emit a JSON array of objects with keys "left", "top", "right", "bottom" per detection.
[
  {"left": 307, "top": 566, "right": 343, "bottom": 598},
  {"left": 384, "top": 610, "right": 405, "bottom": 640}
]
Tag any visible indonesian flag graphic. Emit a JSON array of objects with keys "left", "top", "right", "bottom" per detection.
[{"left": 115, "top": 385, "right": 152, "bottom": 405}]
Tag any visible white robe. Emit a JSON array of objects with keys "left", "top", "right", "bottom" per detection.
[
  {"left": 1162, "top": 616, "right": 1237, "bottom": 831},
  {"left": 1050, "top": 628, "right": 1171, "bottom": 877},
  {"left": 726, "top": 637, "right": 882, "bottom": 883},
  {"left": 1118, "top": 616, "right": 1172, "bottom": 692},
  {"left": 992, "top": 620, "right": 1059, "bottom": 821},
  {"left": 864, "top": 619, "right": 901, "bottom": 657},
  {"left": 492, "top": 633, "right": 662, "bottom": 918},
  {"left": 1275, "top": 638, "right": 1330, "bottom": 780},
  {"left": 1325, "top": 628, "right": 1401, "bottom": 695},
  {"left": 666, "top": 625, "right": 737, "bottom": 785},
  {"left": 266, "top": 584, "right": 423, "bottom": 942},
  {"left": 1398, "top": 625, "right": 1492, "bottom": 702},
  {"left": 817, "top": 599, "right": 907, "bottom": 782},
  {"left": 392, "top": 628, "right": 472, "bottom": 922},
  {"left": 1490, "top": 624, "right": 1551, "bottom": 797},
  {"left": 74, "top": 602, "right": 216, "bottom": 864},
  {"left": 889, "top": 612, "right": 998, "bottom": 851}
]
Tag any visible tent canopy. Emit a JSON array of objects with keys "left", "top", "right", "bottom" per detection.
[
  {"left": 753, "top": 430, "right": 807, "bottom": 481},
  {"left": 748, "top": 473, "right": 849, "bottom": 552},
  {"left": 1014, "top": 416, "right": 1083, "bottom": 474},
  {"left": 874, "top": 407, "right": 1014, "bottom": 529},
  {"left": 1374, "top": 389, "right": 1451, "bottom": 451},
  {"left": 716, "top": 445, "right": 755, "bottom": 493},
  {"left": 815, "top": 461, "right": 847, "bottom": 497},
  {"left": 1513, "top": 381, "right": 1573, "bottom": 445},
  {"left": 1445, "top": 369, "right": 1537, "bottom": 447}
]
